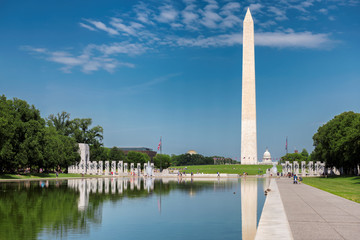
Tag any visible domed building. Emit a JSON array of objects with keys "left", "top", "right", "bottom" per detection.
[
  {"left": 262, "top": 148, "right": 273, "bottom": 165},
  {"left": 187, "top": 150, "right": 198, "bottom": 155}
]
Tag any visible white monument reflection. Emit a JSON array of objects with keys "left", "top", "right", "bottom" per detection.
[
  {"left": 241, "top": 178, "right": 258, "bottom": 240},
  {"left": 67, "top": 177, "right": 156, "bottom": 211}
]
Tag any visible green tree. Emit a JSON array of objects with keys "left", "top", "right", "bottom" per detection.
[
  {"left": 47, "top": 111, "right": 72, "bottom": 136},
  {"left": 126, "top": 151, "right": 150, "bottom": 165},
  {"left": 42, "top": 127, "right": 80, "bottom": 171},
  {"left": 170, "top": 153, "right": 214, "bottom": 166},
  {"left": 312, "top": 111, "right": 360, "bottom": 174},
  {"left": 49, "top": 113, "right": 104, "bottom": 161},
  {"left": 109, "top": 147, "right": 125, "bottom": 161},
  {"left": 154, "top": 154, "right": 171, "bottom": 169},
  {"left": 280, "top": 153, "right": 307, "bottom": 164},
  {"left": 301, "top": 148, "right": 309, "bottom": 158},
  {"left": 0, "top": 96, "right": 45, "bottom": 172}
]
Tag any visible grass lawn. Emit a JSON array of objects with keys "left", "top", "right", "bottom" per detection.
[
  {"left": 0, "top": 173, "right": 91, "bottom": 180},
  {"left": 170, "top": 164, "right": 282, "bottom": 175},
  {"left": 302, "top": 176, "right": 360, "bottom": 203}
]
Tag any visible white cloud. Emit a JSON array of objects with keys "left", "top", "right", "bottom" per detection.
[
  {"left": 156, "top": 4, "right": 179, "bottom": 23},
  {"left": 200, "top": 1, "right": 222, "bottom": 28},
  {"left": 221, "top": 15, "right": 242, "bottom": 28},
  {"left": 268, "top": 6, "right": 288, "bottom": 21},
  {"left": 248, "top": 3, "right": 263, "bottom": 13},
  {"left": 22, "top": 42, "right": 141, "bottom": 73},
  {"left": 90, "top": 42, "right": 149, "bottom": 56},
  {"left": 134, "top": 2, "right": 155, "bottom": 25},
  {"left": 109, "top": 18, "right": 144, "bottom": 36},
  {"left": 79, "top": 23, "right": 97, "bottom": 31},
  {"left": 220, "top": 2, "right": 241, "bottom": 16},
  {"left": 169, "top": 33, "right": 241, "bottom": 48},
  {"left": 255, "top": 32, "right": 333, "bottom": 48},
  {"left": 86, "top": 19, "right": 119, "bottom": 35},
  {"left": 165, "top": 30, "right": 333, "bottom": 49},
  {"left": 319, "top": 8, "right": 328, "bottom": 14},
  {"left": 182, "top": 3, "right": 199, "bottom": 29},
  {"left": 258, "top": 20, "right": 276, "bottom": 28}
]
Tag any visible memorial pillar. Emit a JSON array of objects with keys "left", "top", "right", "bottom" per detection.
[
  {"left": 308, "top": 161, "right": 313, "bottom": 176},
  {"left": 124, "top": 163, "right": 128, "bottom": 174},
  {"left": 151, "top": 163, "right": 155, "bottom": 176},
  {"left": 137, "top": 163, "right": 141, "bottom": 176},
  {"left": 98, "top": 161, "right": 103, "bottom": 175},
  {"left": 130, "top": 163, "right": 134, "bottom": 175},
  {"left": 118, "top": 161, "right": 123, "bottom": 175},
  {"left": 105, "top": 161, "right": 109, "bottom": 175},
  {"left": 111, "top": 161, "right": 116, "bottom": 175},
  {"left": 314, "top": 162, "right": 318, "bottom": 175},
  {"left": 301, "top": 161, "right": 306, "bottom": 176},
  {"left": 143, "top": 163, "right": 147, "bottom": 176},
  {"left": 294, "top": 162, "right": 299, "bottom": 175}
]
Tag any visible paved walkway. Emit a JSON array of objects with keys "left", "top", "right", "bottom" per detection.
[{"left": 277, "top": 178, "right": 360, "bottom": 240}]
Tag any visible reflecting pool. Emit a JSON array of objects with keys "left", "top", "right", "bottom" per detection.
[{"left": 0, "top": 177, "right": 268, "bottom": 240}]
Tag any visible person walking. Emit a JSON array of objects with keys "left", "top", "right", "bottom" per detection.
[{"left": 293, "top": 174, "right": 298, "bottom": 184}]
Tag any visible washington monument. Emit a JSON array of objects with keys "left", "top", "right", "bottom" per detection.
[{"left": 241, "top": 8, "right": 257, "bottom": 165}]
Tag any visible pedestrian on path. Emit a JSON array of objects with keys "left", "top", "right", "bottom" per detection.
[{"left": 293, "top": 174, "right": 298, "bottom": 184}]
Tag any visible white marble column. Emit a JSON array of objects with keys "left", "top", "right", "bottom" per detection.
[
  {"left": 308, "top": 161, "right": 313, "bottom": 175},
  {"left": 143, "top": 163, "right": 147, "bottom": 176},
  {"left": 98, "top": 161, "right": 103, "bottom": 175},
  {"left": 111, "top": 161, "right": 116, "bottom": 175},
  {"left": 118, "top": 161, "right": 123, "bottom": 175},
  {"left": 104, "top": 161, "right": 109, "bottom": 175},
  {"left": 124, "top": 163, "right": 128, "bottom": 174},
  {"left": 294, "top": 162, "right": 299, "bottom": 175},
  {"left": 151, "top": 163, "right": 155, "bottom": 176},
  {"left": 130, "top": 163, "right": 134, "bottom": 175},
  {"left": 137, "top": 163, "right": 141, "bottom": 176},
  {"left": 301, "top": 161, "right": 306, "bottom": 176}
]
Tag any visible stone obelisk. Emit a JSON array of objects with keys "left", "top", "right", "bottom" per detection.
[{"left": 241, "top": 8, "right": 257, "bottom": 165}]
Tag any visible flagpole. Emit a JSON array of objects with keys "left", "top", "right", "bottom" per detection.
[{"left": 160, "top": 136, "right": 162, "bottom": 172}]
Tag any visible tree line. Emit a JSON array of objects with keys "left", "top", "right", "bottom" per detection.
[
  {"left": 279, "top": 149, "right": 310, "bottom": 164},
  {"left": 0, "top": 95, "right": 103, "bottom": 173}
]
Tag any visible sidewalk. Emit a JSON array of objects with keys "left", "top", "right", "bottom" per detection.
[{"left": 277, "top": 178, "right": 360, "bottom": 240}]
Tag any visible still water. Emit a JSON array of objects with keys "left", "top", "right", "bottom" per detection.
[{"left": 0, "top": 177, "right": 268, "bottom": 240}]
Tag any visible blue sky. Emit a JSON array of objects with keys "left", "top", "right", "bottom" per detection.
[{"left": 1, "top": 0, "right": 359, "bottom": 161}]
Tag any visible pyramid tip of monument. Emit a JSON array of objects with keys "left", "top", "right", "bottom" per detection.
[{"left": 244, "top": 8, "right": 253, "bottom": 21}]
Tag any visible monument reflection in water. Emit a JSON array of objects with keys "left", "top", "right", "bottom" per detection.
[{"left": 0, "top": 177, "right": 266, "bottom": 240}]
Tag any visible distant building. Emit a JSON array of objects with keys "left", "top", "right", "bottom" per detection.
[
  {"left": 260, "top": 148, "right": 273, "bottom": 165},
  {"left": 118, "top": 147, "right": 157, "bottom": 160},
  {"left": 187, "top": 150, "right": 198, "bottom": 155}
]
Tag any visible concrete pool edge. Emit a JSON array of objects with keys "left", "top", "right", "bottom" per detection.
[
  {"left": 255, "top": 178, "right": 294, "bottom": 240},
  {"left": 0, "top": 174, "right": 267, "bottom": 182}
]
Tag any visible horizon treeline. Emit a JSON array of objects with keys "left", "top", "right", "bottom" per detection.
[{"left": 0, "top": 95, "right": 103, "bottom": 173}]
